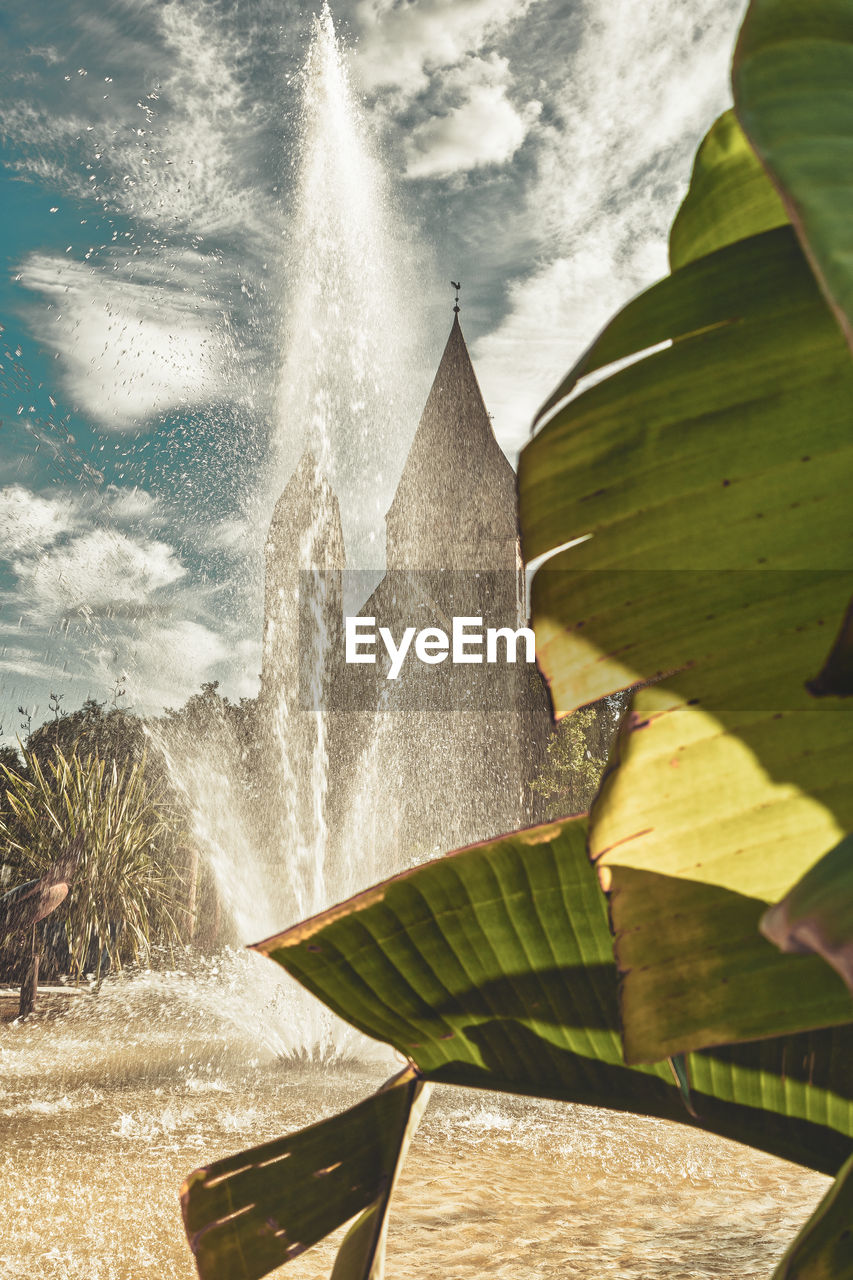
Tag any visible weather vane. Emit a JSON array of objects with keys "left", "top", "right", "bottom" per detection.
[{"left": 451, "top": 280, "right": 461, "bottom": 314}]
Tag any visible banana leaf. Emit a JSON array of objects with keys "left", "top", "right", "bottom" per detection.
[
  {"left": 772, "top": 1150, "right": 853, "bottom": 1279},
  {"left": 518, "top": 108, "right": 853, "bottom": 1057},
  {"left": 181, "top": 1065, "right": 429, "bottom": 1280},
  {"left": 591, "top": 686, "right": 853, "bottom": 1061},
  {"left": 734, "top": 0, "right": 853, "bottom": 352},
  {"left": 761, "top": 833, "right": 853, "bottom": 995},
  {"left": 669, "top": 109, "right": 788, "bottom": 270},
  {"left": 255, "top": 816, "right": 853, "bottom": 1176}
]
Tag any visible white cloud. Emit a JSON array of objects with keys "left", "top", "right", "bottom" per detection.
[
  {"left": 97, "top": 485, "right": 164, "bottom": 528},
  {"left": 109, "top": 2, "right": 266, "bottom": 238},
  {"left": 14, "top": 529, "right": 186, "bottom": 617},
  {"left": 2, "top": 4, "right": 266, "bottom": 241},
  {"left": 0, "top": 482, "right": 166, "bottom": 568},
  {"left": 24, "top": 45, "right": 63, "bottom": 66},
  {"left": 197, "top": 517, "right": 252, "bottom": 555},
  {"left": 473, "top": 0, "right": 750, "bottom": 458},
  {"left": 0, "top": 101, "right": 89, "bottom": 151},
  {"left": 120, "top": 619, "right": 229, "bottom": 704},
  {"left": 19, "top": 252, "right": 230, "bottom": 428},
  {"left": 0, "top": 479, "right": 257, "bottom": 730},
  {"left": 0, "top": 485, "right": 77, "bottom": 556},
  {"left": 404, "top": 54, "right": 541, "bottom": 178},
  {"left": 353, "top": 0, "right": 538, "bottom": 96},
  {"left": 0, "top": 650, "right": 68, "bottom": 683}
]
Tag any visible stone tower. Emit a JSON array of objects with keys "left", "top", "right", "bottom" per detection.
[
  {"left": 261, "top": 312, "right": 552, "bottom": 892},
  {"left": 386, "top": 314, "right": 521, "bottom": 577},
  {"left": 339, "top": 312, "right": 548, "bottom": 868}
]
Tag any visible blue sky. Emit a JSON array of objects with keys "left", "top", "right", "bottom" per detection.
[{"left": 0, "top": 0, "right": 746, "bottom": 738}]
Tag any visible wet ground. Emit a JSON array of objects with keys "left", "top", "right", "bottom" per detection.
[{"left": 0, "top": 962, "right": 828, "bottom": 1280}]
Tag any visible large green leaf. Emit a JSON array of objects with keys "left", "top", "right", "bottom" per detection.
[
  {"left": 734, "top": 0, "right": 853, "bottom": 351},
  {"left": 669, "top": 109, "right": 789, "bottom": 270},
  {"left": 518, "top": 108, "right": 853, "bottom": 1057},
  {"left": 520, "top": 108, "right": 853, "bottom": 724},
  {"left": 761, "top": 833, "right": 853, "bottom": 996},
  {"left": 520, "top": 219, "right": 853, "bottom": 719},
  {"left": 591, "top": 686, "right": 853, "bottom": 1061},
  {"left": 255, "top": 817, "right": 853, "bottom": 1176},
  {"left": 180, "top": 1065, "right": 428, "bottom": 1280},
  {"left": 772, "top": 1151, "right": 853, "bottom": 1279}
]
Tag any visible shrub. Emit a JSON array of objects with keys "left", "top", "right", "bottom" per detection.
[{"left": 0, "top": 747, "right": 184, "bottom": 977}]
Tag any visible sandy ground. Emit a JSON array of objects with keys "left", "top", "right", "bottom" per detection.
[{"left": 0, "top": 972, "right": 830, "bottom": 1280}]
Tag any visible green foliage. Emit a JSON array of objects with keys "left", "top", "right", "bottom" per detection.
[
  {"left": 530, "top": 698, "right": 624, "bottom": 814},
  {"left": 0, "top": 681, "right": 270, "bottom": 963},
  {"left": 772, "top": 1151, "right": 853, "bottom": 1279},
  {"left": 182, "top": 1067, "right": 429, "bottom": 1280},
  {"left": 25, "top": 696, "right": 150, "bottom": 774},
  {"left": 0, "top": 746, "right": 184, "bottom": 976},
  {"left": 162, "top": 681, "right": 231, "bottom": 735},
  {"left": 158, "top": 680, "right": 268, "bottom": 814},
  {"left": 530, "top": 709, "right": 599, "bottom": 803},
  {"left": 733, "top": 0, "right": 853, "bottom": 353}
]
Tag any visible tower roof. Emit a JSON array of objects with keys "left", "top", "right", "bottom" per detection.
[{"left": 386, "top": 315, "right": 517, "bottom": 568}]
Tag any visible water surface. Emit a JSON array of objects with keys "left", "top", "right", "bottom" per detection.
[{"left": 0, "top": 968, "right": 828, "bottom": 1280}]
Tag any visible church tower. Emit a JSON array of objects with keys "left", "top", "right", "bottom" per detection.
[
  {"left": 259, "top": 306, "right": 552, "bottom": 889},
  {"left": 385, "top": 314, "right": 521, "bottom": 576}
]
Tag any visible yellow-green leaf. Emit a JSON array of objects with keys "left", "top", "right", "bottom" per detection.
[
  {"left": 734, "top": 0, "right": 853, "bottom": 351},
  {"left": 773, "top": 1150, "right": 853, "bottom": 1279},
  {"left": 255, "top": 816, "right": 853, "bottom": 1175},
  {"left": 669, "top": 109, "right": 788, "bottom": 269},
  {"left": 762, "top": 833, "right": 853, "bottom": 996},
  {"left": 591, "top": 687, "right": 853, "bottom": 1062},
  {"left": 181, "top": 1066, "right": 428, "bottom": 1280}
]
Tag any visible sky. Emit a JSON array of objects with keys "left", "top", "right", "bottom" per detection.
[{"left": 0, "top": 0, "right": 748, "bottom": 739}]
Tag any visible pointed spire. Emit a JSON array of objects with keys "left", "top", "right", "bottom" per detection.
[{"left": 386, "top": 314, "right": 518, "bottom": 570}]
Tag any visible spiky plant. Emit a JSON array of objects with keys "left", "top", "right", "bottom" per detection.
[{"left": 0, "top": 747, "right": 185, "bottom": 977}]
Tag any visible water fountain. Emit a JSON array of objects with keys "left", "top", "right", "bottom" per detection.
[{"left": 129, "top": 4, "right": 429, "bottom": 1063}]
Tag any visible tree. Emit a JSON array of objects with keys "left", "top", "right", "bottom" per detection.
[{"left": 25, "top": 696, "right": 148, "bottom": 775}]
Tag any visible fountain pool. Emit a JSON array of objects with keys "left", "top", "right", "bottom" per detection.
[{"left": 0, "top": 970, "right": 829, "bottom": 1280}]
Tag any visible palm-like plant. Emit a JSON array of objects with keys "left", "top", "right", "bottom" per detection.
[{"left": 0, "top": 747, "right": 184, "bottom": 977}]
